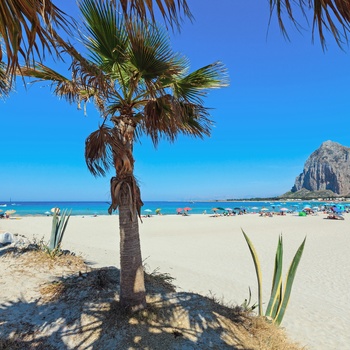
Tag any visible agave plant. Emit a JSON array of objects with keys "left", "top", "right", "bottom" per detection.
[
  {"left": 242, "top": 229, "right": 306, "bottom": 326},
  {"left": 48, "top": 209, "right": 71, "bottom": 252}
]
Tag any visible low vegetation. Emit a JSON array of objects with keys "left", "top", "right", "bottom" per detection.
[
  {"left": 47, "top": 209, "right": 71, "bottom": 256},
  {"left": 242, "top": 230, "right": 306, "bottom": 326}
]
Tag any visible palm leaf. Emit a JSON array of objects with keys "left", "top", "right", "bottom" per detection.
[
  {"left": 270, "top": 0, "right": 350, "bottom": 48},
  {"left": 173, "top": 61, "right": 229, "bottom": 104},
  {"left": 79, "top": 0, "right": 129, "bottom": 68},
  {"left": 140, "top": 96, "right": 212, "bottom": 146},
  {"left": 85, "top": 125, "right": 125, "bottom": 176},
  {"left": 0, "top": 0, "right": 72, "bottom": 78},
  {"left": 0, "top": 62, "right": 11, "bottom": 97},
  {"left": 116, "top": 0, "right": 193, "bottom": 30}
]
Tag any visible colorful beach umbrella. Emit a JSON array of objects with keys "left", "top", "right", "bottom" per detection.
[
  {"left": 155, "top": 208, "right": 161, "bottom": 214},
  {"left": 183, "top": 207, "right": 192, "bottom": 212},
  {"left": 280, "top": 207, "right": 289, "bottom": 212},
  {"left": 176, "top": 208, "right": 183, "bottom": 213}
]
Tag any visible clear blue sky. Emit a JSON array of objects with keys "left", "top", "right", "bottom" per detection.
[{"left": 1, "top": 0, "right": 350, "bottom": 202}]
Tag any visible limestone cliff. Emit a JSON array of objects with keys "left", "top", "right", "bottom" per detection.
[{"left": 291, "top": 140, "right": 350, "bottom": 196}]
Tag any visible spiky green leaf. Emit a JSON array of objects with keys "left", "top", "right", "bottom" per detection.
[
  {"left": 274, "top": 236, "right": 306, "bottom": 325},
  {"left": 242, "top": 229, "right": 263, "bottom": 316},
  {"left": 265, "top": 235, "right": 283, "bottom": 318}
]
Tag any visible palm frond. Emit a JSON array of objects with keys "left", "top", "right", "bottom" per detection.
[
  {"left": 116, "top": 0, "right": 193, "bottom": 30},
  {"left": 20, "top": 63, "right": 108, "bottom": 113},
  {"left": 270, "top": 0, "right": 350, "bottom": 48},
  {"left": 172, "top": 61, "right": 229, "bottom": 104},
  {"left": 140, "top": 95, "right": 212, "bottom": 146},
  {"left": 0, "top": 62, "right": 11, "bottom": 97},
  {"left": 20, "top": 64, "right": 83, "bottom": 104},
  {"left": 79, "top": 0, "right": 129, "bottom": 67},
  {"left": 125, "top": 20, "right": 184, "bottom": 96},
  {"left": 0, "top": 0, "right": 72, "bottom": 78},
  {"left": 85, "top": 125, "right": 124, "bottom": 176}
]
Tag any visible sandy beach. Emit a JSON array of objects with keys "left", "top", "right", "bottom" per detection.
[{"left": 1, "top": 212, "right": 349, "bottom": 349}]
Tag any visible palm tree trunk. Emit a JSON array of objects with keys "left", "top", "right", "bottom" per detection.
[
  {"left": 119, "top": 184, "right": 146, "bottom": 311},
  {"left": 111, "top": 115, "right": 146, "bottom": 311}
]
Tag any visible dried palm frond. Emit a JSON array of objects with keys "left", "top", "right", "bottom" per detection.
[
  {"left": 115, "top": 0, "right": 193, "bottom": 30},
  {"left": 0, "top": 0, "right": 72, "bottom": 79},
  {"left": 270, "top": 0, "right": 350, "bottom": 48},
  {"left": 85, "top": 125, "right": 124, "bottom": 176},
  {"left": 141, "top": 96, "right": 212, "bottom": 146},
  {"left": 0, "top": 62, "right": 11, "bottom": 97}
]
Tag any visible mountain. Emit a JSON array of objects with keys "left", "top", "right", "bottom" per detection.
[{"left": 288, "top": 140, "right": 350, "bottom": 197}]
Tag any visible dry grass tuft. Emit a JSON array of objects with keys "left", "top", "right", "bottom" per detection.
[
  {"left": 144, "top": 266, "right": 177, "bottom": 293},
  {"left": 3, "top": 240, "right": 87, "bottom": 271}
]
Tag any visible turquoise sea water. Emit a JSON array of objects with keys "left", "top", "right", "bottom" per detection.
[{"left": 0, "top": 200, "right": 344, "bottom": 216}]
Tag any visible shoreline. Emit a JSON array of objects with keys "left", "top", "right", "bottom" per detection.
[{"left": 1, "top": 213, "right": 350, "bottom": 349}]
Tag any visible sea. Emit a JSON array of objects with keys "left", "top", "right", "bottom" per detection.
[{"left": 0, "top": 200, "right": 346, "bottom": 216}]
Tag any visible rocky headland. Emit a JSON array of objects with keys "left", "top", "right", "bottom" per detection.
[{"left": 282, "top": 140, "right": 350, "bottom": 199}]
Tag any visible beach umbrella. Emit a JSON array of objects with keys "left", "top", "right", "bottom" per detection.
[
  {"left": 183, "top": 207, "right": 192, "bottom": 212},
  {"left": 44, "top": 211, "right": 51, "bottom": 216},
  {"left": 155, "top": 208, "right": 161, "bottom": 214},
  {"left": 212, "top": 208, "right": 218, "bottom": 212},
  {"left": 51, "top": 207, "right": 60, "bottom": 214},
  {"left": 144, "top": 209, "right": 152, "bottom": 213},
  {"left": 280, "top": 207, "right": 289, "bottom": 212},
  {"left": 5, "top": 209, "right": 16, "bottom": 216},
  {"left": 261, "top": 207, "right": 269, "bottom": 211},
  {"left": 176, "top": 208, "right": 183, "bottom": 213},
  {"left": 216, "top": 207, "right": 226, "bottom": 211},
  {"left": 251, "top": 206, "right": 259, "bottom": 210},
  {"left": 225, "top": 207, "right": 233, "bottom": 211}
]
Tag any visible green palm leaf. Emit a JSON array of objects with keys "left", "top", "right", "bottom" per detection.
[
  {"left": 80, "top": 0, "right": 128, "bottom": 68},
  {"left": 173, "top": 62, "right": 229, "bottom": 104}
]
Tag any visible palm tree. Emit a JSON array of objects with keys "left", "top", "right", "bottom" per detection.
[{"left": 21, "top": 0, "right": 228, "bottom": 311}]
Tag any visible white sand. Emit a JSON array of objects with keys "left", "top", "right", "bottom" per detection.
[{"left": 1, "top": 212, "right": 349, "bottom": 349}]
